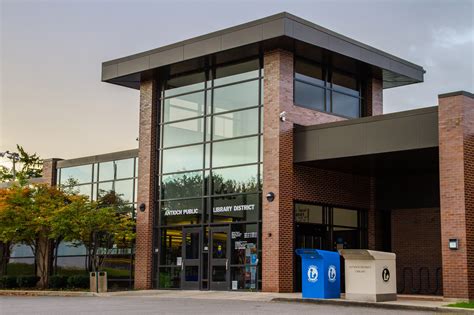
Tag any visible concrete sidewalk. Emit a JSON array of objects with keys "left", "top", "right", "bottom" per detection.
[{"left": 1, "top": 289, "right": 472, "bottom": 313}]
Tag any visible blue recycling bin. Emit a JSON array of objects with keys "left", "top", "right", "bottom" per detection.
[{"left": 295, "top": 249, "right": 341, "bottom": 299}]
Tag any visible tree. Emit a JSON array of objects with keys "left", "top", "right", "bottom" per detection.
[{"left": 0, "top": 145, "right": 43, "bottom": 183}]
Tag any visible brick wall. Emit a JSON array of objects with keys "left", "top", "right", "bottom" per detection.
[
  {"left": 134, "top": 78, "right": 158, "bottom": 290},
  {"left": 366, "top": 77, "right": 383, "bottom": 116},
  {"left": 438, "top": 91, "right": 474, "bottom": 299},
  {"left": 262, "top": 49, "right": 382, "bottom": 292},
  {"left": 391, "top": 208, "right": 442, "bottom": 295},
  {"left": 41, "top": 158, "right": 62, "bottom": 185}
]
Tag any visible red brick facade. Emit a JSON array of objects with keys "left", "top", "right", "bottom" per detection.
[
  {"left": 391, "top": 208, "right": 442, "bottom": 295},
  {"left": 438, "top": 92, "right": 474, "bottom": 299},
  {"left": 134, "top": 78, "right": 158, "bottom": 290}
]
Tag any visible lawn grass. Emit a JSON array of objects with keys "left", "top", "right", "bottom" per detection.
[{"left": 446, "top": 301, "right": 474, "bottom": 309}]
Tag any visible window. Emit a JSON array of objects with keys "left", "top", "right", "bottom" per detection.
[
  {"left": 161, "top": 144, "right": 203, "bottom": 174},
  {"left": 163, "top": 118, "right": 205, "bottom": 147},
  {"left": 213, "top": 80, "right": 259, "bottom": 113},
  {"left": 294, "top": 58, "right": 363, "bottom": 118},
  {"left": 212, "top": 136, "right": 259, "bottom": 168},
  {"left": 163, "top": 92, "right": 205, "bottom": 122},
  {"left": 213, "top": 108, "right": 259, "bottom": 140}
]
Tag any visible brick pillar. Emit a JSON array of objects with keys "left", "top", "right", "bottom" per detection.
[
  {"left": 135, "top": 78, "right": 158, "bottom": 290},
  {"left": 438, "top": 91, "right": 474, "bottom": 299},
  {"left": 262, "top": 49, "right": 294, "bottom": 293},
  {"left": 41, "top": 158, "right": 62, "bottom": 185},
  {"left": 366, "top": 77, "right": 383, "bottom": 116}
]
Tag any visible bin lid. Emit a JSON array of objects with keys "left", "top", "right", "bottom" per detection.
[
  {"left": 295, "top": 248, "right": 339, "bottom": 259},
  {"left": 339, "top": 249, "right": 395, "bottom": 260}
]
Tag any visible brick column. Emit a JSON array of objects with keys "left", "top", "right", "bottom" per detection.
[
  {"left": 262, "top": 49, "right": 295, "bottom": 293},
  {"left": 41, "top": 158, "right": 62, "bottom": 185},
  {"left": 366, "top": 77, "right": 383, "bottom": 116},
  {"left": 135, "top": 78, "right": 158, "bottom": 290},
  {"left": 438, "top": 91, "right": 474, "bottom": 299}
]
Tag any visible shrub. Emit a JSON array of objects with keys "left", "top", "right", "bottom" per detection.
[
  {"left": 67, "top": 275, "right": 89, "bottom": 289},
  {"left": 0, "top": 275, "right": 18, "bottom": 289},
  {"left": 16, "top": 275, "right": 39, "bottom": 288},
  {"left": 49, "top": 275, "right": 68, "bottom": 289}
]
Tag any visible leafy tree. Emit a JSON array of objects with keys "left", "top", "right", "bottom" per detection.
[{"left": 0, "top": 145, "right": 43, "bottom": 183}]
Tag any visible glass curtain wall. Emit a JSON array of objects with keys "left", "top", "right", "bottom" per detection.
[
  {"left": 55, "top": 158, "right": 138, "bottom": 290},
  {"left": 294, "top": 57, "right": 364, "bottom": 118},
  {"left": 156, "top": 57, "right": 263, "bottom": 291}
]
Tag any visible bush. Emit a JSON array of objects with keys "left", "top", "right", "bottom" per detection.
[
  {"left": 67, "top": 275, "right": 89, "bottom": 289},
  {"left": 16, "top": 275, "right": 39, "bottom": 288},
  {"left": 49, "top": 275, "right": 68, "bottom": 289},
  {"left": 0, "top": 275, "right": 18, "bottom": 289}
]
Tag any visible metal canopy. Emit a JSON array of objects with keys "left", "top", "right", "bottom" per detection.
[
  {"left": 294, "top": 106, "right": 439, "bottom": 164},
  {"left": 102, "top": 12, "right": 424, "bottom": 90}
]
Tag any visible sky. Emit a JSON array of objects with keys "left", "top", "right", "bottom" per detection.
[{"left": 1, "top": 0, "right": 473, "bottom": 161}]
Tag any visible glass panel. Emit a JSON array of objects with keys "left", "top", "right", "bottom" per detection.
[
  {"left": 160, "top": 228, "right": 182, "bottom": 265},
  {"left": 212, "top": 165, "right": 259, "bottom": 195},
  {"left": 294, "top": 81, "right": 325, "bottom": 111},
  {"left": 212, "top": 136, "right": 258, "bottom": 168},
  {"left": 159, "top": 267, "right": 181, "bottom": 288},
  {"left": 231, "top": 224, "right": 258, "bottom": 264},
  {"left": 332, "top": 71, "right": 359, "bottom": 96},
  {"left": 161, "top": 144, "right": 203, "bottom": 173},
  {"left": 114, "top": 179, "right": 134, "bottom": 203},
  {"left": 231, "top": 266, "right": 257, "bottom": 290},
  {"left": 333, "top": 208, "right": 359, "bottom": 227},
  {"left": 295, "top": 59, "right": 324, "bottom": 86},
  {"left": 214, "top": 59, "right": 259, "bottom": 86},
  {"left": 213, "top": 80, "right": 259, "bottom": 113},
  {"left": 161, "top": 199, "right": 202, "bottom": 226},
  {"left": 185, "top": 266, "right": 199, "bottom": 282},
  {"left": 185, "top": 232, "right": 200, "bottom": 259},
  {"left": 212, "top": 266, "right": 226, "bottom": 282},
  {"left": 161, "top": 171, "right": 203, "bottom": 200},
  {"left": 115, "top": 159, "right": 135, "bottom": 179},
  {"left": 98, "top": 182, "right": 113, "bottom": 199},
  {"left": 134, "top": 158, "right": 138, "bottom": 177},
  {"left": 100, "top": 254, "right": 132, "bottom": 279},
  {"left": 60, "top": 165, "right": 92, "bottom": 185},
  {"left": 57, "top": 242, "right": 87, "bottom": 256},
  {"left": 99, "top": 161, "right": 115, "bottom": 182},
  {"left": 163, "top": 92, "right": 205, "bottom": 122},
  {"left": 164, "top": 72, "right": 205, "bottom": 97},
  {"left": 163, "top": 118, "right": 204, "bottom": 147},
  {"left": 212, "top": 194, "right": 259, "bottom": 223},
  {"left": 332, "top": 92, "right": 360, "bottom": 118},
  {"left": 55, "top": 256, "right": 87, "bottom": 276},
  {"left": 295, "top": 204, "right": 323, "bottom": 224},
  {"left": 212, "top": 231, "right": 227, "bottom": 259},
  {"left": 213, "top": 108, "right": 259, "bottom": 140},
  {"left": 76, "top": 184, "right": 92, "bottom": 199},
  {"left": 333, "top": 227, "right": 360, "bottom": 249}
]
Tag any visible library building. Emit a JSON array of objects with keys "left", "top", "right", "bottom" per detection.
[{"left": 11, "top": 13, "right": 473, "bottom": 299}]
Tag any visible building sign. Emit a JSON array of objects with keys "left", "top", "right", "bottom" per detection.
[
  {"left": 164, "top": 208, "right": 199, "bottom": 216},
  {"left": 213, "top": 204, "right": 256, "bottom": 213}
]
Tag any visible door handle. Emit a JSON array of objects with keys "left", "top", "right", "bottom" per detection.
[
  {"left": 181, "top": 261, "right": 184, "bottom": 271},
  {"left": 226, "top": 259, "right": 229, "bottom": 271}
]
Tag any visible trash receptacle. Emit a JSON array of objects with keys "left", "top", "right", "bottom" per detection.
[
  {"left": 295, "top": 249, "right": 340, "bottom": 299},
  {"left": 340, "top": 249, "right": 396, "bottom": 302},
  {"left": 97, "top": 271, "right": 108, "bottom": 293},
  {"left": 89, "top": 272, "right": 98, "bottom": 293}
]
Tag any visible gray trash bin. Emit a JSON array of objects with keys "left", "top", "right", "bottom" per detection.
[
  {"left": 89, "top": 272, "right": 98, "bottom": 293},
  {"left": 97, "top": 271, "right": 108, "bottom": 293}
]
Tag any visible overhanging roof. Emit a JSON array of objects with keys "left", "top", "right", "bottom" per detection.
[
  {"left": 294, "top": 106, "right": 439, "bottom": 163},
  {"left": 102, "top": 12, "right": 424, "bottom": 90}
]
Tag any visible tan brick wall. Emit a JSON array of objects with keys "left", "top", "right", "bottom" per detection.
[
  {"left": 134, "top": 78, "right": 158, "bottom": 290},
  {"left": 438, "top": 92, "right": 474, "bottom": 299},
  {"left": 391, "top": 208, "right": 442, "bottom": 295}
]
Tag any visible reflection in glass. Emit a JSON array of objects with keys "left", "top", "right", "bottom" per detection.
[
  {"left": 212, "top": 232, "right": 227, "bottom": 259},
  {"left": 212, "top": 137, "right": 258, "bottom": 168},
  {"left": 56, "top": 256, "right": 87, "bottom": 275},
  {"left": 332, "top": 92, "right": 360, "bottom": 118},
  {"left": 160, "top": 228, "right": 183, "bottom": 265},
  {"left": 10, "top": 244, "right": 34, "bottom": 257},
  {"left": 163, "top": 118, "right": 204, "bottom": 147},
  {"left": 99, "top": 161, "right": 114, "bottom": 182},
  {"left": 295, "top": 60, "right": 324, "bottom": 86},
  {"left": 7, "top": 258, "right": 35, "bottom": 275},
  {"left": 164, "top": 72, "right": 205, "bottom": 97},
  {"left": 159, "top": 267, "right": 181, "bottom": 288},
  {"left": 212, "top": 165, "right": 259, "bottom": 195},
  {"left": 161, "top": 171, "right": 203, "bottom": 200},
  {"left": 214, "top": 59, "right": 259, "bottom": 86},
  {"left": 213, "top": 80, "right": 259, "bottom": 113},
  {"left": 161, "top": 199, "right": 202, "bottom": 226},
  {"left": 295, "top": 204, "right": 323, "bottom": 224},
  {"left": 60, "top": 165, "right": 92, "bottom": 184},
  {"left": 332, "top": 72, "right": 359, "bottom": 96},
  {"left": 163, "top": 92, "right": 205, "bottom": 122},
  {"left": 185, "top": 232, "right": 200, "bottom": 259},
  {"left": 185, "top": 266, "right": 199, "bottom": 281},
  {"left": 333, "top": 208, "right": 359, "bottom": 227},
  {"left": 294, "top": 81, "right": 325, "bottom": 111},
  {"left": 114, "top": 179, "right": 134, "bottom": 203},
  {"left": 161, "top": 145, "right": 203, "bottom": 173},
  {"left": 57, "top": 242, "right": 87, "bottom": 256},
  {"left": 212, "top": 194, "right": 259, "bottom": 223},
  {"left": 212, "top": 266, "right": 226, "bottom": 282},
  {"left": 115, "top": 159, "right": 135, "bottom": 179},
  {"left": 213, "top": 108, "right": 259, "bottom": 140}
]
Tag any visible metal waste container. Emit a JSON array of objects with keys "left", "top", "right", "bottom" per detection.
[
  {"left": 97, "top": 271, "right": 108, "bottom": 293},
  {"left": 340, "top": 249, "right": 396, "bottom": 302},
  {"left": 295, "top": 249, "right": 341, "bottom": 299},
  {"left": 89, "top": 272, "right": 97, "bottom": 293}
]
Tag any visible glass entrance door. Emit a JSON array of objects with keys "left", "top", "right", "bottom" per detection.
[
  {"left": 209, "top": 226, "right": 230, "bottom": 290},
  {"left": 181, "top": 228, "right": 201, "bottom": 290}
]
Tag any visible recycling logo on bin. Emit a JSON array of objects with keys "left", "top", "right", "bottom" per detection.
[
  {"left": 328, "top": 265, "right": 337, "bottom": 283},
  {"left": 382, "top": 266, "right": 390, "bottom": 282},
  {"left": 307, "top": 265, "right": 318, "bottom": 283}
]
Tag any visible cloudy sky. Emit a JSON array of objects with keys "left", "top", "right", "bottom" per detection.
[{"left": 1, "top": 0, "right": 473, "bottom": 160}]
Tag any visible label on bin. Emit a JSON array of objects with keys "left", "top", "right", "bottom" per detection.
[
  {"left": 382, "top": 266, "right": 390, "bottom": 282},
  {"left": 328, "top": 265, "right": 337, "bottom": 283},
  {"left": 307, "top": 265, "right": 318, "bottom": 283}
]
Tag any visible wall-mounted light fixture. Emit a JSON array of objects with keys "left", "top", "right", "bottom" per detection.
[
  {"left": 266, "top": 192, "right": 275, "bottom": 202},
  {"left": 449, "top": 238, "right": 459, "bottom": 250},
  {"left": 139, "top": 203, "right": 146, "bottom": 212},
  {"left": 279, "top": 111, "right": 287, "bottom": 122}
]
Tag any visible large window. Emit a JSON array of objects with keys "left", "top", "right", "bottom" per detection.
[
  {"left": 157, "top": 58, "right": 263, "bottom": 290},
  {"left": 294, "top": 58, "right": 364, "bottom": 118}
]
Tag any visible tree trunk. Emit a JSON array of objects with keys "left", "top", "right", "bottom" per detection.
[{"left": 35, "top": 236, "right": 51, "bottom": 289}]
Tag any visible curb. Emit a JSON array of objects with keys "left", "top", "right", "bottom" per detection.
[
  {"left": 271, "top": 297, "right": 474, "bottom": 313},
  {"left": 0, "top": 290, "right": 97, "bottom": 297}
]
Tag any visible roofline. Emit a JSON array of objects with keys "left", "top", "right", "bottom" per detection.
[{"left": 56, "top": 148, "right": 138, "bottom": 168}]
